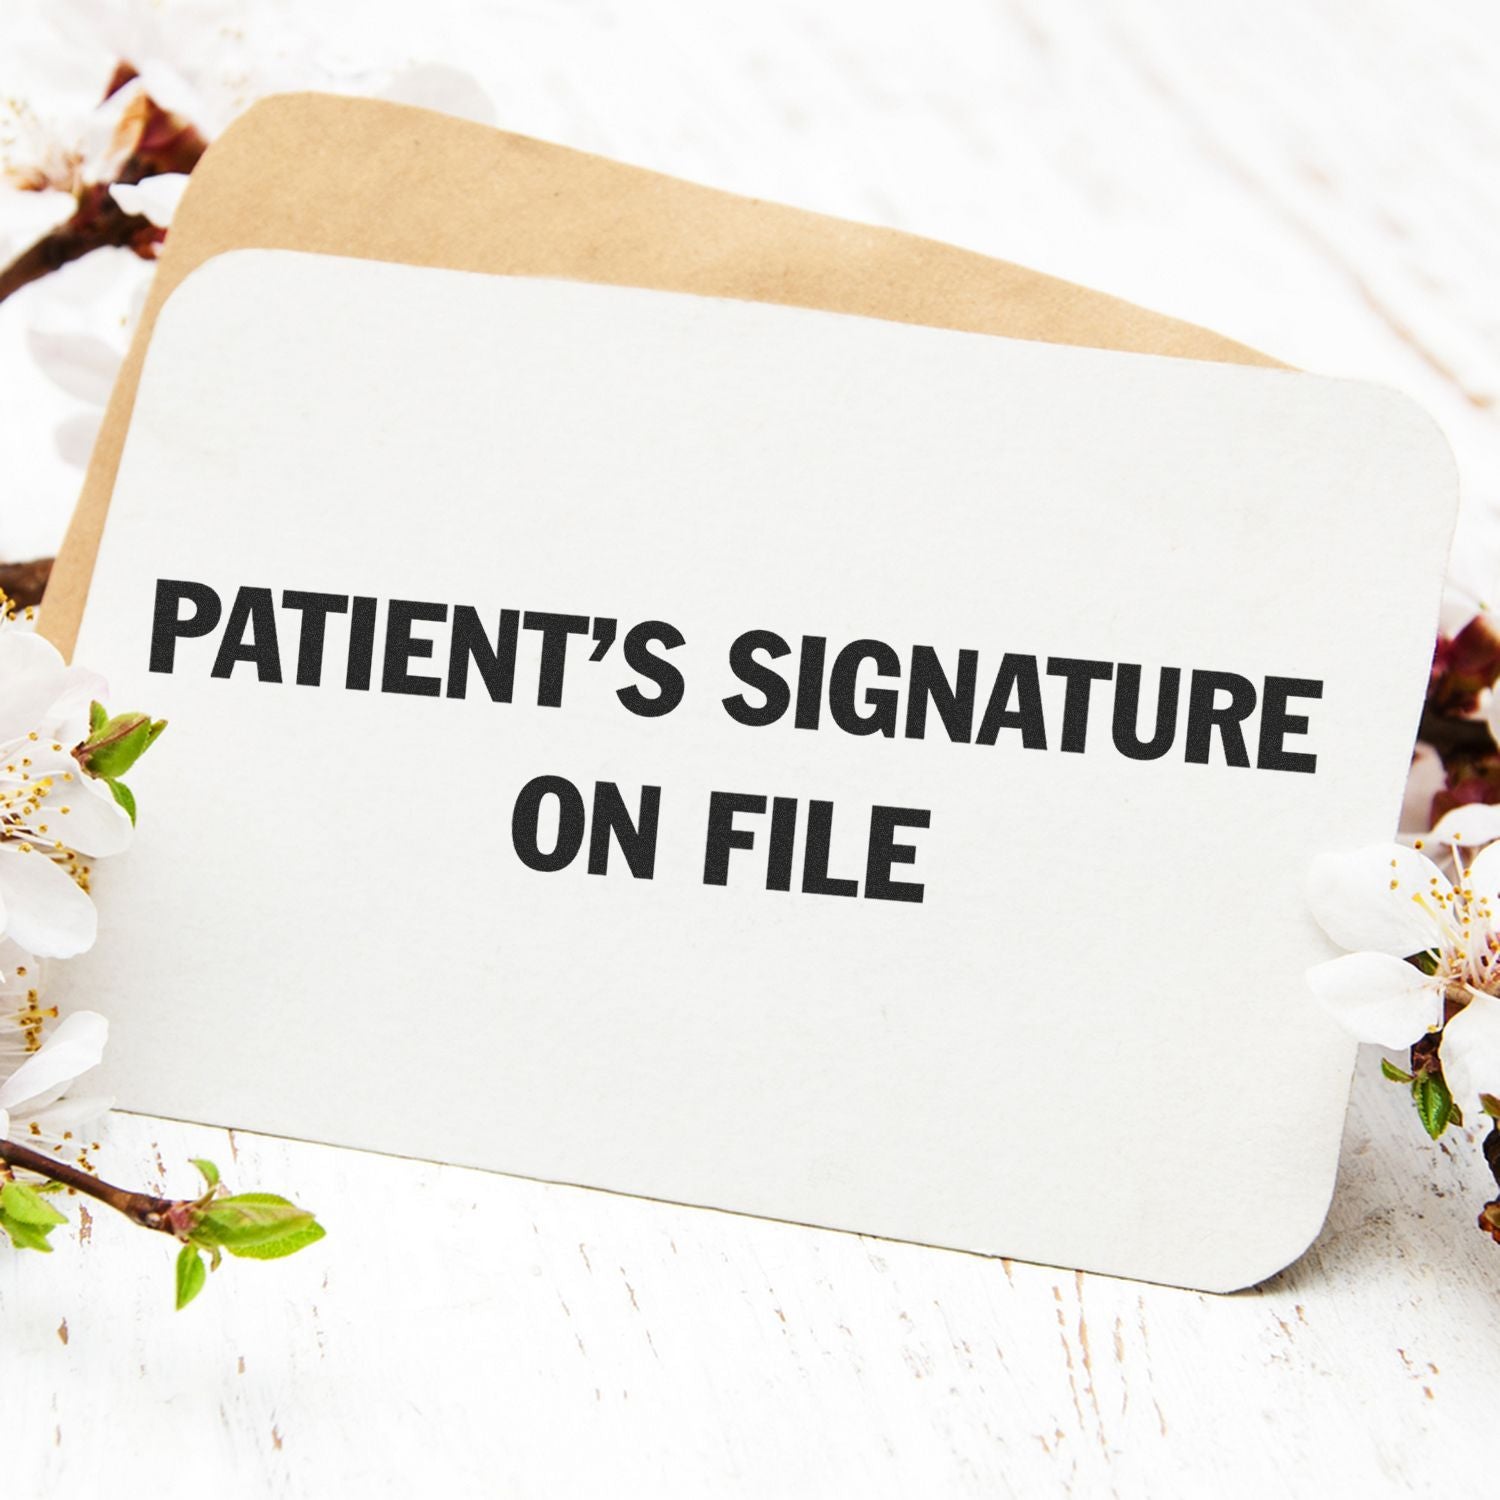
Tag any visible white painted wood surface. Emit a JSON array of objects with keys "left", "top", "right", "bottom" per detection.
[{"left": 5, "top": 0, "right": 1500, "bottom": 1494}]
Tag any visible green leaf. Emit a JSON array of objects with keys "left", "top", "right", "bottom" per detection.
[
  {"left": 1482, "top": 1093, "right": 1500, "bottom": 1119},
  {"left": 146, "top": 719, "right": 168, "bottom": 747},
  {"left": 1, "top": 1180, "right": 67, "bottom": 1227},
  {"left": 227, "top": 1217, "right": 326, "bottom": 1261},
  {"left": 195, "top": 1193, "right": 317, "bottom": 1252},
  {"left": 84, "top": 718, "right": 152, "bottom": 779},
  {"left": 0, "top": 1181, "right": 67, "bottom": 1251},
  {"left": 89, "top": 700, "right": 107, "bottom": 734},
  {"left": 1413, "top": 1070, "right": 1455, "bottom": 1139},
  {"left": 191, "top": 1158, "right": 220, "bottom": 1190},
  {"left": 1412, "top": 950, "right": 1440, "bottom": 976},
  {"left": 1381, "top": 1058, "right": 1415, "bottom": 1085},
  {"left": 107, "top": 778, "right": 136, "bottom": 824},
  {"left": 175, "top": 1245, "right": 208, "bottom": 1310},
  {"left": 0, "top": 1211, "right": 57, "bottom": 1251}
]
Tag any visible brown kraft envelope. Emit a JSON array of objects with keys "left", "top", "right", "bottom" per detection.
[{"left": 40, "top": 92, "right": 1278, "bottom": 657}]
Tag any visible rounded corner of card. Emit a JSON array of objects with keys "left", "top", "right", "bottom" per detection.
[
  {"left": 1337, "top": 377, "right": 1460, "bottom": 519},
  {"left": 151, "top": 249, "right": 292, "bottom": 342},
  {"left": 1194, "top": 1155, "right": 1342, "bottom": 1294}
]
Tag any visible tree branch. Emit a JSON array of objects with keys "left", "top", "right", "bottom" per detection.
[
  {"left": 0, "top": 558, "right": 54, "bottom": 610},
  {"left": 0, "top": 1136, "right": 182, "bottom": 1233},
  {"left": 1419, "top": 706, "right": 1494, "bottom": 765}
]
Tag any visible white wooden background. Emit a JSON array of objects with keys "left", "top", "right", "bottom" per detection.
[{"left": 4, "top": 1, "right": 1500, "bottom": 1494}]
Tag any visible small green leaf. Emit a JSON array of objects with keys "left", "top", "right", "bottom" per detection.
[
  {"left": 84, "top": 718, "right": 152, "bottom": 779},
  {"left": 228, "top": 1217, "right": 327, "bottom": 1261},
  {"left": 1414, "top": 1070, "right": 1455, "bottom": 1139},
  {"left": 1381, "top": 1058, "right": 1415, "bottom": 1085},
  {"left": 1, "top": 1180, "right": 67, "bottom": 1227},
  {"left": 191, "top": 1158, "right": 220, "bottom": 1190},
  {"left": 146, "top": 719, "right": 168, "bottom": 747},
  {"left": 107, "top": 778, "right": 136, "bottom": 824},
  {"left": 175, "top": 1245, "right": 208, "bottom": 1310},
  {"left": 1411, "top": 950, "right": 1440, "bottom": 976},
  {"left": 0, "top": 1182, "right": 67, "bottom": 1251},
  {"left": 1482, "top": 1093, "right": 1500, "bottom": 1119},
  {"left": 0, "top": 1211, "right": 57, "bottom": 1251},
  {"left": 89, "top": 700, "right": 107, "bottom": 734},
  {"left": 196, "top": 1193, "right": 317, "bottom": 1252}
]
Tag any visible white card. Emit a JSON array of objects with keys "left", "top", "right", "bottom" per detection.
[{"left": 61, "top": 250, "right": 1455, "bottom": 1290}]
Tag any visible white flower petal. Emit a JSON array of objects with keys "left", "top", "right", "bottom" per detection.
[
  {"left": 25, "top": 327, "right": 121, "bottom": 407},
  {"left": 24, "top": 1090, "right": 111, "bottom": 1139},
  {"left": 0, "top": 187, "right": 76, "bottom": 263},
  {"left": 1306, "top": 952, "right": 1443, "bottom": 1047},
  {"left": 1400, "top": 744, "right": 1446, "bottom": 836},
  {"left": 76, "top": 78, "right": 144, "bottom": 182},
  {"left": 1461, "top": 840, "right": 1500, "bottom": 911},
  {"left": 1305, "top": 845, "right": 1452, "bottom": 958},
  {"left": 0, "top": 846, "right": 96, "bottom": 958},
  {"left": 380, "top": 65, "right": 496, "bottom": 126},
  {"left": 109, "top": 172, "right": 190, "bottom": 230},
  {"left": 5, "top": 742, "right": 79, "bottom": 776},
  {"left": 0, "top": 1009, "right": 107, "bottom": 1113},
  {"left": 55, "top": 410, "right": 103, "bottom": 470},
  {"left": 0, "top": 937, "right": 40, "bottom": 1001},
  {"left": 35, "top": 241, "right": 146, "bottom": 313},
  {"left": 1431, "top": 803, "right": 1500, "bottom": 851},
  {"left": 0, "top": 630, "right": 70, "bottom": 740},
  {"left": 1441, "top": 992, "right": 1500, "bottom": 1111},
  {"left": 42, "top": 665, "right": 111, "bottom": 746},
  {"left": 7, "top": 1077, "right": 73, "bottom": 1117},
  {"left": 41, "top": 777, "right": 132, "bottom": 858}
]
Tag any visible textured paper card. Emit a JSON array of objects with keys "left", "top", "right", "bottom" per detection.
[{"left": 60, "top": 250, "right": 1454, "bottom": 1290}]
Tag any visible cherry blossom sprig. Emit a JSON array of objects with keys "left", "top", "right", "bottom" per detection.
[
  {"left": 1314, "top": 642, "right": 1500, "bottom": 1242},
  {"left": 0, "top": 591, "right": 323, "bottom": 1307},
  {"left": 0, "top": 1140, "right": 325, "bottom": 1311},
  {"left": 0, "top": 60, "right": 204, "bottom": 308},
  {"left": 1309, "top": 559, "right": 1500, "bottom": 1244},
  {"left": 1306, "top": 821, "right": 1500, "bottom": 1240}
]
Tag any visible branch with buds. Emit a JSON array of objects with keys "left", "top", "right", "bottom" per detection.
[{"left": 0, "top": 1137, "right": 324, "bottom": 1309}]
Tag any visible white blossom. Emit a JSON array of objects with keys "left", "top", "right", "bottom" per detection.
[
  {"left": 108, "top": 171, "right": 190, "bottom": 229},
  {"left": 1307, "top": 838, "right": 1500, "bottom": 1110},
  {"left": 0, "top": 936, "right": 109, "bottom": 1147},
  {"left": 0, "top": 617, "right": 131, "bottom": 959}
]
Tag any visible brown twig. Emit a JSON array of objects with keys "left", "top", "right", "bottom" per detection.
[
  {"left": 0, "top": 233, "right": 87, "bottom": 305},
  {"left": 1419, "top": 706, "right": 1495, "bottom": 766},
  {"left": 0, "top": 186, "right": 161, "bottom": 308},
  {"left": 0, "top": 558, "right": 53, "bottom": 610},
  {"left": 0, "top": 1135, "right": 182, "bottom": 1233}
]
